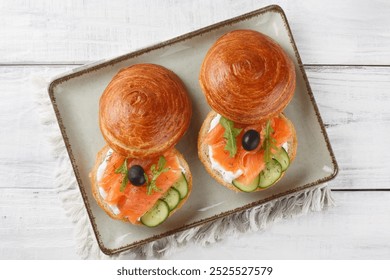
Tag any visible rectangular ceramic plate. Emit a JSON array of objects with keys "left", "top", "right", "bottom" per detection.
[{"left": 48, "top": 5, "right": 338, "bottom": 255}]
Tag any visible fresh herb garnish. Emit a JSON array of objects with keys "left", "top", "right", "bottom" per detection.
[
  {"left": 262, "top": 120, "right": 278, "bottom": 163},
  {"left": 146, "top": 156, "right": 170, "bottom": 195},
  {"left": 219, "top": 116, "right": 242, "bottom": 158},
  {"left": 115, "top": 159, "right": 129, "bottom": 192}
]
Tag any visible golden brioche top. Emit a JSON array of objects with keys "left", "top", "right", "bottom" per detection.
[
  {"left": 99, "top": 63, "right": 192, "bottom": 158},
  {"left": 199, "top": 29, "right": 296, "bottom": 124}
]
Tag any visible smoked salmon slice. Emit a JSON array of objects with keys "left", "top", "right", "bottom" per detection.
[
  {"left": 98, "top": 149, "right": 181, "bottom": 224},
  {"left": 272, "top": 116, "right": 292, "bottom": 147},
  {"left": 205, "top": 123, "right": 225, "bottom": 145},
  {"left": 210, "top": 141, "right": 241, "bottom": 172},
  {"left": 235, "top": 150, "right": 265, "bottom": 185}
]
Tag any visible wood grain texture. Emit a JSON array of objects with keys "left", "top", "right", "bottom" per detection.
[
  {"left": 1, "top": 0, "right": 390, "bottom": 65},
  {"left": 306, "top": 66, "right": 390, "bottom": 189},
  {"left": 168, "top": 191, "right": 390, "bottom": 259},
  {"left": 0, "top": 66, "right": 73, "bottom": 189},
  {"left": 0, "top": 66, "right": 78, "bottom": 259},
  {"left": 1, "top": 0, "right": 390, "bottom": 260},
  {"left": 0, "top": 188, "right": 77, "bottom": 259}
]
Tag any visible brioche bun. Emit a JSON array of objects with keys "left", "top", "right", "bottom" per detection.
[
  {"left": 199, "top": 29, "right": 296, "bottom": 124},
  {"left": 99, "top": 63, "right": 192, "bottom": 158}
]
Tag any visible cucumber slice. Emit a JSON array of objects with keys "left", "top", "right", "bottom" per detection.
[
  {"left": 258, "top": 159, "right": 282, "bottom": 188},
  {"left": 140, "top": 200, "right": 169, "bottom": 227},
  {"left": 232, "top": 175, "right": 260, "bottom": 192},
  {"left": 172, "top": 172, "right": 188, "bottom": 199},
  {"left": 273, "top": 147, "right": 290, "bottom": 171},
  {"left": 162, "top": 188, "right": 180, "bottom": 211}
]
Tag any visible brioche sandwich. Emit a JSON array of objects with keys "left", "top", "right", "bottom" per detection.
[
  {"left": 198, "top": 30, "right": 297, "bottom": 192},
  {"left": 90, "top": 63, "right": 192, "bottom": 226}
]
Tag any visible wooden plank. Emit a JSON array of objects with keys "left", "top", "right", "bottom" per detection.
[
  {"left": 169, "top": 191, "right": 390, "bottom": 259},
  {"left": 0, "top": 66, "right": 78, "bottom": 258},
  {"left": 306, "top": 66, "right": 390, "bottom": 189},
  {"left": 0, "top": 66, "right": 73, "bottom": 189},
  {"left": 0, "top": 65, "right": 389, "bottom": 191},
  {"left": 1, "top": 0, "right": 389, "bottom": 64},
  {"left": 2, "top": 189, "right": 387, "bottom": 259},
  {"left": 0, "top": 188, "right": 78, "bottom": 259}
]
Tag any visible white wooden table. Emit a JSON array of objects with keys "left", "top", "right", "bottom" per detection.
[{"left": 1, "top": 0, "right": 390, "bottom": 259}]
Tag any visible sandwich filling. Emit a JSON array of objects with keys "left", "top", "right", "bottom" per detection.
[
  {"left": 205, "top": 113, "right": 293, "bottom": 186},
  {"left": 96, "top": 148, "right": 186, "bottom": 223}
]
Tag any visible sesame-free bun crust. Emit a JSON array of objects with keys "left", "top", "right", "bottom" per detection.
[
  {"left": 89, "top": 145, "right": 193, "bottom": 225},
  {"left": 198, "top": 111, "right": 297, "bottom": 192},
  {"left": 199, "top": 30, "right": 296, "bottom": 124},
  {"left": 99, "top": 63, "right": 192, "bottom": 158}
]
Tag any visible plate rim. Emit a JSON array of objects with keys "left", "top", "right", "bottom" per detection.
[{"left": 47, "top": 4, "right": 339, "bottom": 255}]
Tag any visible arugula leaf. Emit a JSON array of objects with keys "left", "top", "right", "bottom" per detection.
[
  {"left": 144, "top": 173, "right": 149, "bottom": 185},
  {"left": 119, "top": 176, "right": 129, "bottom": 192},
  {"left": 219, "top": 116, "right": 242, "bottom": 157},
  {"left": 115, "top": 159, "right": 129, "bottom": 192},
  {"left": 157, "top": 156, "right": 168, "bottom": 171},
  {"left": 115, "top": 159, "right": 127, "bottom": 174},
  {"left": 146, "top": 155, "right": 170, "bottom": 195},
  {"left": 262, "top": 120, "right": 278, "bottom": 163}
]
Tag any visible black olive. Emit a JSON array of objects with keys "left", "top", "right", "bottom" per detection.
[
  {"left": 242, "top": 129, "right": 260, "bottom": 151},
  {"left": 128, "top": 165, "right": 146, "bottom": 186}
]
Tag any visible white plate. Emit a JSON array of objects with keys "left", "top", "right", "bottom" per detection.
[{"left": 48, "top": 5, "right": 338, "bottom": 255}]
